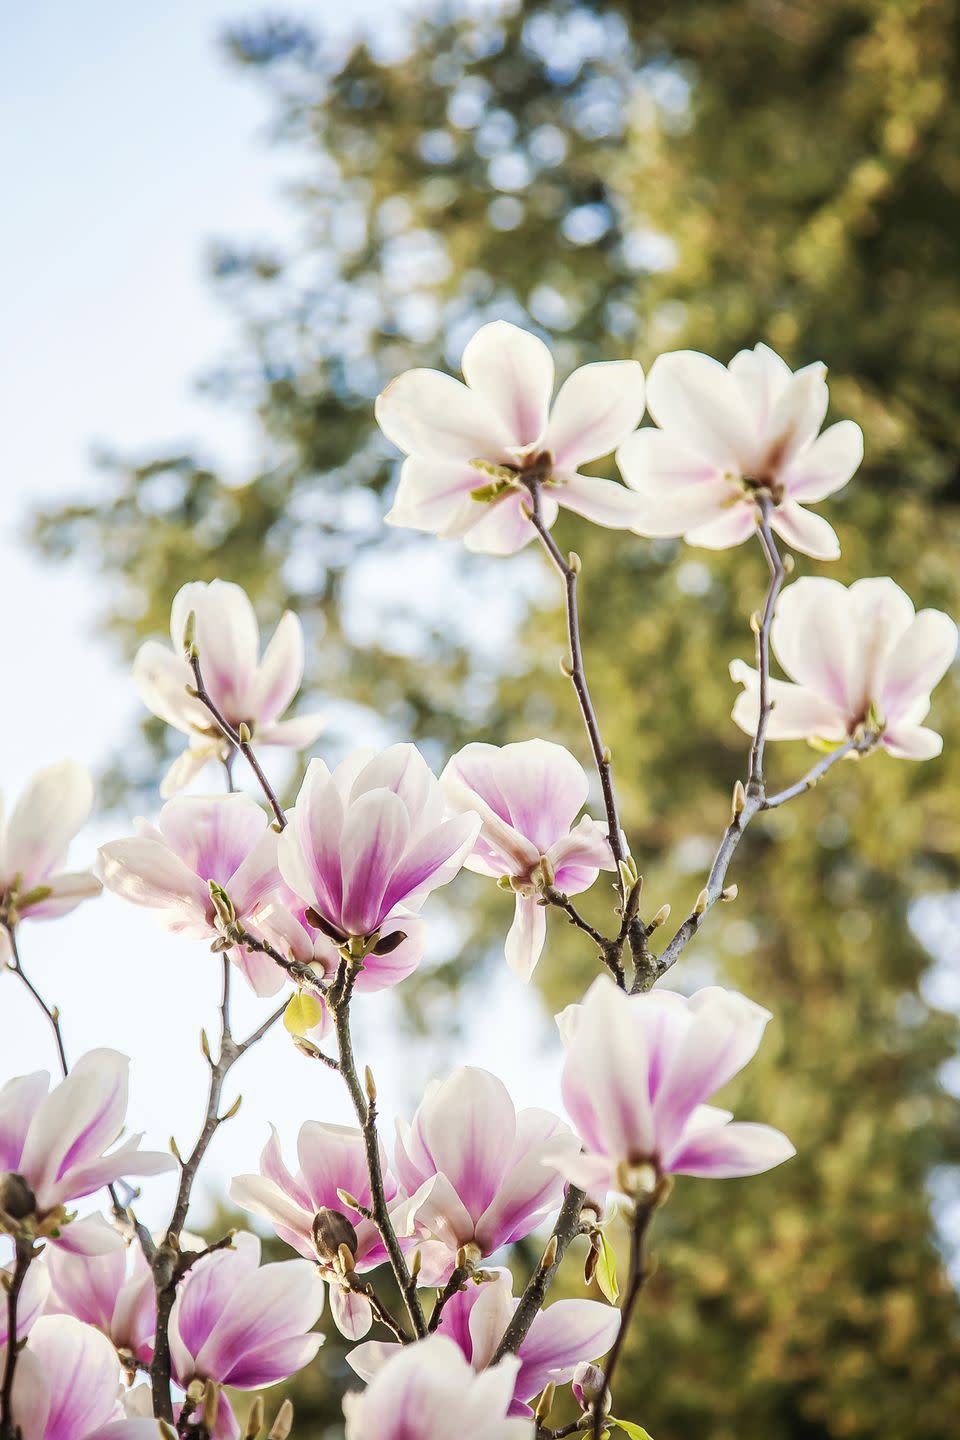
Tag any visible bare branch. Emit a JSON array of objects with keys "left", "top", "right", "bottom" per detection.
[
  {"left": 491, "top": 1186, "right": 585, "bottom": 1362},
  {"left": 187, "top": 651, "right": 287, "bottom": 829}
]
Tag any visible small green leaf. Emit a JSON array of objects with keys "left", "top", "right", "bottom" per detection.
[
  {"left": 611, "top": 1419, "right": 654, "bottom": 1440},
  {"left": 284, "top": 992, "right": 323, "bottom": 1037},
  {"left": 596, "top": 1231, "right": 620, "bottom": 1304}
]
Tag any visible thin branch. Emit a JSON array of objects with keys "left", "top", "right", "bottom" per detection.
[
  {"left": 524, "top": 480, "right": 645, "bottom": 986},
  {"left": 0, "top": 1240, "right": 32, "bottom": 1440},
  {"left": 187, "top": 651, "right": 287, "bottom": 829},
  {"left": 491, "top": 1186, "right": 585, "bottom": 1362},
  {"left": 541, "top": 887, "right": 625, "bottom": 987},
  {"left": 329, "top": 957, "right": 427, "bottom": 1339},
  {"left": 235, "top": 926, "right": 323, "bottom": 989},
  {"left": 763, "top": 737, "right": 865, "bottom": 808},
  {"left": 428, "top": 1262, "right": 471, "bottom": 1333},
  {"left": 747, "top": 493, "right": 787, "bottom": 790},
  {"left": 592, "top": 1201, "right": 657, "bottom": 1440},
  {"left": 3, "top": 921, "right": 68, "bottom": 1077},
  {"left": 346, "top": 1273, "right": 411, "bottom": 1344},
  {"left": 149, "top": 956, "right": 284, "bottom": 1420}
]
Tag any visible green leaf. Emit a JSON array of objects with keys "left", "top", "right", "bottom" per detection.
[
  {"left": 611, "top": 1419, "right": 654, "bottom": 1440},
  {"left": 596, "top": 1231, "right": 620, "bottom": 1304},
  {"left": 283, "top": 992, "right": 323, "bottom": 1037}
]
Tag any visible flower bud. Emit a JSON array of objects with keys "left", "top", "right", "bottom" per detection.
[
  {"left": 0, "top": 1171, "right": 36, "bottom": 1221},
  {"left": 268, "top": 1399, "right": 294, "bottom": 1440},
  {"left": 572, "top": 1361, "right": 609, "bottom": 1413},
  {"left": 311, "top": 1207, "right": 359, "bottom": 1264}
]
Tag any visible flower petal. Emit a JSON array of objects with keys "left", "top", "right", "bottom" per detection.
[
  {"left": 667, "top": 1118, "right": 795, "bottom": 1178},
  {"left": 516, "top": 1298, "right": 620, "bottom": 1401},
  {"left": 545, "top": 361, "right": 645, "bottom": 470},
  {"left": 376, "top": 369, "right": 513, "bottom": 461},
  {"left": 4, "top": 761, "right": 94, "bottom": 890},
  {"left": 504, "top": 894, "right": 547, "bottom": 981},
  {"left": 247, "top": 610, "right": 305, "bottom": 725},
  {"left": 782, "top": 419, "right": 864, "bottom": 503},
  {"left": 461, "top": 321, "right": 555, "bottom": 449},
  {"left": 729, "top": 660, "right": 850, "bottom": 743},
  {"left": 555, "top": 472, "right": 645, "bottom": 529},
  {"left": 385, "top": 455, "right": 486, "bottom": 537},
  {"left": 879, "top": 608, "right": 957, "bottom": 722},
  {"left": 769, "top": 502, "right": 840, "bottom": 560},
  {"left": 646, "top": 350, "right": 755, "bottom": 469}
]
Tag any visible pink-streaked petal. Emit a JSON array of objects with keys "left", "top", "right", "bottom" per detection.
[
  {"left": 728, "top": 342, "right": 793, "bottom": 430},
  {"left": 441, "top": 744, "right": 540, "bottom": 876},
  {"left": 475, "top": 1118, "right": 573, "bottom": 1250},
  {"left": 47, "top": 1133, "right": 174, "bottom": 1208},
  {"left": 378, "top": 810, "right": 481, "bottom": 917},
  {"left": 330, "top": 1282, "right": 375, "bottom": 1340},
  {"left": 229, "top": 939, "right": 286, "bottom": 997},
  {"left": 782, "top": 419, "right": 863, "bottom": 503},
  {"left": 405, "top": 1173, "right": 480, "bottom": 1254},
  {"left": 376, "top": 368, "right": 513, "bottom": 461},
  {"left": 649, "top": 987, "right": 772, "bottom": 1156},
  {"left": 194, "top": 1256, "right": 323, "bottom": 1385},
  {"left": 349, "top": 744, "right": 436, "bottom": 817},
  {"left": 16, "top": 1315, "right": 121, "bottom": 1440},
  {"left": 546, "top": 815, "right": 614, "bottom": 894},
  {"left": 355, "top": 913, "right": 425, "bottom": 992},
  {"left": 279, "top": 761, "right": 345, "bottom": 923},
  {"left": 226, "top": 826, "right": 281, "bottom": 920},
  {"left": 229, "top": 1174, "right": 313, "bottom": 1255},
  {"left": 844, "top": 577, "right": 917, "bottom": 716},
  {"left": 879, "top": 608, "right": 957, "bottom": 721},
  {"left": 515, "top": 1298, "right": 620, "bottom": 1400},
  {"left": 492, "top": 739, "right": 589, "bottom": 853},
  {"left": 297, "top": 1121, "right": 387, "bottom": 1212},
  {"left": 769, "top": 501, "right": 840, "bottom": 561},
  {"left": 5, "top": 761, "right": 94, "bottom": 890},
  {"left": 339, "top": 789, "right": 411, "bottom": 935},
  {"left": 461, "top": 321, "right": 555, "bottom": 449},
  {"left": 96, "top": 836, "right": 211, "bottom": 932},
  {"left": 759, "top": 362, "right": 828, "bottom": 473},
  {"left": 21, "top": 1049, "right": 129, "bottom": 1209},
  {"left": 504, "top": 894, "right": 547, "bottom": 981},
  {"left": 158, "top": 794, "right": 269, "bottom": 888},
  {"left": 617, "top": 427, "right": 738, "bottom": 538},
  {"left": 463, "top": 1273, "right": 514, "bottom": 1370},
  {"left": 0, "top": 1070, "right": 48, "bottom": 1171},
  {"left": 667, "top": 1118, "right": 795, "bottom": 1178},
  {"left": 247, "top": 610, "right": 305, "bottom": 725},
  {"left": 559, "top": 978, "right": 656, "bottom": 1162},
  {"left": 420, "top": 1068, "right": 517, "bottom": 1223},
  {"left": 0, "top": 1257, "right": 49, "bottom": 1345},
  {"left": 545, "top": 361, "right": 645, "bottom": 470},
  {"left": 646, "top": 350, "right": 755, "bottom": 470},
  {"left": 47, "top": 1213, "right": 130, "bottom": 1257}
]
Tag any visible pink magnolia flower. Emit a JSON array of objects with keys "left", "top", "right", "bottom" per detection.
[
  {"left": 10, "top": 1314, "right": 160, "bottom": 1440},
  {"left": 617, "top": 343, "right": 863, "bottom": 559},
  {"left": 45, "top": 1216, "right": 155, "bottom": 1368},
  {"left": 0, "top": 761, "right": 101, "bottom": 960},
  {"left": 730, "top": 576, "right": 958, "bottom": 760},
  {"left": 278, "top": 745, "right": 480, "bottom": 948},
  {"left": 350, "top": 1269, "right": 618, "bottom": 1417},
  {"left": 0, "top": 1051, "right": 173, "bottom": 1233},
  {"left": 133, "top": 579, "right": 324, "bottom": 797},
  {"left": 546, "top": 977, "right": 795, "bottom": 1200},
  {"left": 395, "top": 1067, "right": 580, "bottom": 1283},
  {"left": 231, "top": 1122, "right": 403, "bottom": 1340},
  {"left": 343, "top": 1333, "right": 531, "bottom": 1440},
  {"left": 97, "top": 793, "right": 285, "bottom": 996},
  {"left": 170, "top": 1232, "right": 323, "bottom": 1438},
  {"left": 441, "top": 740, "right": 615, "bottom": 979},
  {"left": 376, "top": 320, "right": 645, "bottom": 555}
]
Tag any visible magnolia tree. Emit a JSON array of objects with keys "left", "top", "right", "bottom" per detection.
[{"left": 1, "top": 323, "right": 956, "bottom": 1440}]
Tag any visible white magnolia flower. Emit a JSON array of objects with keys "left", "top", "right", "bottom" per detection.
[
  {"left": 617, "top": 342, "right": 863, "bottom": 559},
  {"left": 133, "top": 579, "right": 323, "bottom": 796},
  {"left": 376, "top": 320, "right": 645, "bottom": 554}
]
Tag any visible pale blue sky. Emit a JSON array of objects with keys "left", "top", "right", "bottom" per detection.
[{"left": 0, "top": 0, "right": 558, "bottom": 1229}]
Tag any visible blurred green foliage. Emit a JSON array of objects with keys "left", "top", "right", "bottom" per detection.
[{"left": 33, "top": 1, "right": 960, "bottom": 1435}]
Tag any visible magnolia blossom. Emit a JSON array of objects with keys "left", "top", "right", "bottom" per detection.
[
  {"left": 376, "top": 320, "right": 645, "bottom": 555},
  {"left": 730, "top": 576, "right": 958, "bottom": 760},
  {"left": 278, "top": 745, "right": 480, "bottom": 948},
  {"left": 343, "top": 1334, "right": 531, "bottom": 1440},
  {"left": 545, "top": 978, "right": 795, "bottom": 1200},
  {"left": 617, "top": 342, "right": 863, "bottom": 559},
  {"left": 395, "top": 1067, "right": 579, "bottom": 1282},
  {"left": 133, "top": 578, "right": 324, "bottom": 796},
  {"left": 45, "top": 1216, "right": 155, "bottom": 1368},
  {"left": 441, "top": 740, "right": 614, "bottom": 979},
  {"left": 0, "top": 761, "right": 101, "bottom": 959},
  {"left": 0, "top": 1050, "right": 173, "bottom": 1237},
  {"left": 9, "top": 1315, "right": 160, "bottom": 1440},
  {"left": 350, "top": 1269, "right": 618, "bottom": 1417},
  {"left": 170, "top": 1231, "right": 323, "bottom": 1438},
  {"left": 97, "top": 793, "right": 285, "bottom": 996},
  {"left": 231, "top": 1122, "right": 402, "bottom": 1339}
]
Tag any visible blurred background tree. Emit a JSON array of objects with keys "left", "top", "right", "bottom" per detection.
[{"left": 32, "top": 1, "right": 960, "bottom": 1435}]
